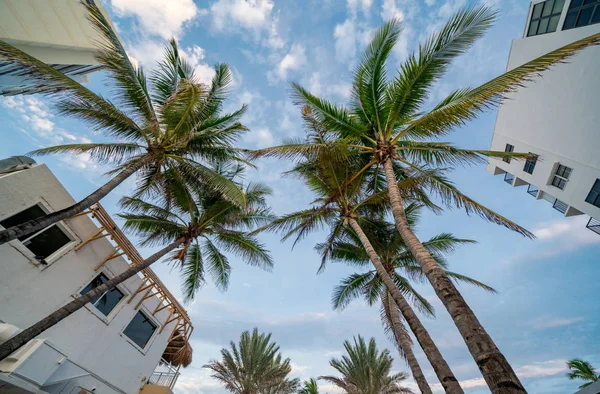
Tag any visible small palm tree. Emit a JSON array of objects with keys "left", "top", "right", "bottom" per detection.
[
  {"left": 298, "top": 379, "right": 319, "bottom": 394},
  {"left": 0, "top": 167, "right": 273, "bottom": 359},
  {"left": 567, "top": 359, "right": 600, "bottom": 389},
  {"left": 254, "top": 7, "right": 600, "bottom": 392},
  {"left": 205, "top": 328, "right": 299, "bottom": 394},
  {"left": 0, "top": 1, "right": 248, "bottom": 245},
  {"left": 320, "top": 336, "right": 413, "bottom": 394},
  {"left": 326, "top": 213, "right": 495, "bottom": 394}
]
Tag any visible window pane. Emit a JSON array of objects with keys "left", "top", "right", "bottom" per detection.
[
  {"left": 563, "top": 11, "right": 579, "bottom": 29},
  {"left": 528, "top": 20, "right": 540, "bottom": 36},
  {"left": 94, "top": 288, "right": 125, "bottom": 316},
  {"left": 592, "top": 179, "right": 600, "bottom": 192},
  {"left": 543, "top": 0, "right": 555, "bottom": 16},
  {"left": 0, "top": 205, "right": 47, "bottom": 241},
  {"left": 569, "top": 0, "right": 584, "bottom": 7},
  {"left": 583, "top": 0, "right": 599, "bottom": 5},
  {"left": 548, "top": 15, "right": 561, "bottom": 31},
  {"left": 577, "top": 6, "right": 594, "bottom": 26},
  {"left": 532, "top": 2, "right": 544, "bottom": 18},
  {"left": 591, "top": 6, "right": 600, "bottom": 24},
  {"left": 81, "top": 273, "right": 109, "bottom": 304},
  {"left": 123, "top": 311, "right": 157, "bottom": 349},
  {"left": 553, "top": 0, "right": 565, "bottom": 13},
  {"left": 23, "top": 225, "right": 71, "bottom": 260},
  {"left": 538, "top": 17, "right": 550, "bottom": 33}
]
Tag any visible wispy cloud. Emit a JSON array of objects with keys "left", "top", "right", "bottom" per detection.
[{"left": 532, "top": 316, "right": 585, "bottom": 330}]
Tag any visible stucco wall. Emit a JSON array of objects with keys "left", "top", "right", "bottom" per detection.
[{"left": 0, "top": 164, "right": 179, "bottom": 394}]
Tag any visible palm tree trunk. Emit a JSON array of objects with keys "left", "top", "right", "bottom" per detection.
[
  {"left": 0, "top": 237, "right": 183, "bottom": 360},
  {"left": 0, "top": 158, "right": 149, "bottom": 246},
  {"left": 385, "top": 293, "right": 433, "bottom": 394},
  {"left": 382, "top": 158, "right": 525, "bottom": 394},
  {"left": 347, "top": 218, "right": 463, "bottom": 394}
]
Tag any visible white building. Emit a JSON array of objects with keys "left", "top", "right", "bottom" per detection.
[
  {"left": 486, "top": 0, "right": 600, "bottom": 235},
  {"left": 0, "top": 157, "right": 193, "bottom": 394},
  {"left": 0, "top": 0, "right": 110, "bottom": 96}
]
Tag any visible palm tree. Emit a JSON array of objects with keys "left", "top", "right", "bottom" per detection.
[
  {"left": 205, "top": 328, "right": 299, "bottom": 394},
  {"left": 325, "top": 215, "right": 496, "bottom": 394},
  {"left": 0, "top": 1, "right": 248, "bottom": 245},
  {"left": 254, "top": 6, "right": 600, "bottom": 392},
  {"left": 320, "top": 335, "right": 413, "bottom": 394},
  {"left": 298, "top": 379, "right": 319, "bottom": 394},
  {"left": 258, "top": 146, "right": 464, "bottom": 393},
  {"left": 0, "top": 167, "right": 273, "bottom": 359},
  {"left": 567, "top": 359, "right": 600, "bottom": 389}
]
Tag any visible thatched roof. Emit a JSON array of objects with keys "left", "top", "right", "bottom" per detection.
[{"left": 162, "top": 330, "right": 193, "bottom": 367}]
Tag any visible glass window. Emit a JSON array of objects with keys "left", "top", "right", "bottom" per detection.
[
  {"left": 563, "top": 0, "right": 600, "bottom": 30},
  {"left": 503, "top": 144, "right": 514, "bottom": 163},
  {"left": 80, "top": 273, "right": 125, "bottom": 316},
  {"left": 528, "top": 0, "right": 565, "bottom": 36},
  {"left": 123, "top": 311, "right": 157, "bottom": 349},
  {"left": 0, "top": 204, "right": 72, "bottom": 261},
  {"left": 585, "top": 179, "right": 600, "bottom": 208},
  {"left": 524, "top": 154, "right": 538, "bottom": 174}
]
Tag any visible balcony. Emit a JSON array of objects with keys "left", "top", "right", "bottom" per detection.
[
  {"left": 148, "top": 359, "right": 180, "bottom": 389},
  {"left": 527, "top": 184, "right": 539, "bottom": 197},
  {"left": 504, "top": 173, "right": 514, "bottom": 185},
  {"left": 552, "top": 199, "right": 569, "bottom": 214},
  {"left": 587, "top": 218, "right": 600, "bottom": 236}
]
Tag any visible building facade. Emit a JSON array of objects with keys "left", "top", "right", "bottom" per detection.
[
  {"left": 486, "top": 0, "right": 600, "bottom": 235},
  {"left": 0, "top": 159, "right": 193, "bottom": 394},
  {"left": 0, "top": 0, "right": 110, "bottom": 96}
]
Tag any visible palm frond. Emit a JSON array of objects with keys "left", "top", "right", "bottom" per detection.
[
  {"left": 29, "top": 143, "right": 143, "bottom": 165},
  {"left": 181, "top": 242, "right": 206, "bottom": 303},
  {"left": 203, "top": 237, "right": 231, "bottom": 292},
  {"left": 214, "top": 230, "right": 274, "bottom": 270},
  {"left": 332, "top": 272, "right": 376, "bottom": 311}
]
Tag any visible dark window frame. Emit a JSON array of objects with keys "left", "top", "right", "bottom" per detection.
[
  {"left": 585, "top": 179, "right": 600, "bottom": 208},
  {"left": 563, "top": 0, "right": 600, "bottom": 30},
  {"left": 0, "top": 204, "right": 74, "bottom": 263},
  {"left": 79, "top": 272, "right": 126, "bottom": 317},
  {"left": 550, "top": 164, "right": 572, "bottom": 190},
  {"left": 123, "top": 310, "right": 158, "bottom": 350},
  {"left": 528, "top": 0, "right": 566, "bottom": 37},
  {"left": 503, "top": 144, "right": 514, "bottom": 163},
  {"left": 523, "top": 154, "right": 538, "bottom": 174}
]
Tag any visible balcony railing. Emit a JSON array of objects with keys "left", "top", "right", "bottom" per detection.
[
  {"left": 504, "top": 173, "right": 514, "bottom": 185},
  {"left": 586, "top": 218, "right": 600, "bottom": 235},
  {"left": 552, "top": 199, "right": 569, "bottom": 214},
  {"left": 148, "top": 359, "right": 180, "bottom": 389},
  {"left": 527, "top": 184, "right": 539, "bottom": 197}
]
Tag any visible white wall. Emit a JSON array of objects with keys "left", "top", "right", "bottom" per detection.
[
  {"left": 0, "top": 165, "right": 180, "bottom": 394},
  {"left": 487, "top": 13, "right": 600, "bottom": 221}
]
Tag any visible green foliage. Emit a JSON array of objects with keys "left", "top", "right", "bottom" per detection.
[
  {"left": 566, "top": 359, "right": 600, "bottom": 389},
  {"left": 204, "top": 328, "right": 299, "bottom": 394},
  {"left": 298, "top": 379, "right": 319, "bottom": 394},
  {"left": 319, "top": 336, "right": 413, "bottom": 394}
]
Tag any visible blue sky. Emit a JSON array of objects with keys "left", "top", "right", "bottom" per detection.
[{"left": 1, "top": 0, "right": 599, "bottom": 393}]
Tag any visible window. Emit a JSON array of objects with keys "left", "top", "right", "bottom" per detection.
[
  {"left": 563, "top": 0, "right": 600, "bottom": 30},
  {"left": 0, "top": 204, "right": 72, "bottom": 262},
  {"left": 503, "top": 144, "right": 514, "bottom": 163},
  {"left": 123, "top": 311, "right": 157, "bottom": 349},
  {"left": 523, "top": 154, "right": 538, "bottom": 174},
  {"left": 585, "top": 179, "right": 600, "bottom": 208},
  {"left": 80, "top": 273, "right": 125, "bottom": 317},
  {"left": 528, "top": 0, "right": 565, "bottom": 36},
  {"left": 550, "top": 164, "right": 572, "bottom": 190}
]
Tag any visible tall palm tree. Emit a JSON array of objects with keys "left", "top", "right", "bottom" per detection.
[
  {"left": 320, "top": 335, "right": 413, "bottom": 394},
  {"left": 254, "top": 6, "right": 600, "bottom": 392},
  {"left": 258, "top": 147, "right": 464, "bottom": 393},
  {"left": 298, "top": 378, "right": 319, "bottom": 394},
  {"left": 0, "top": 167, "right": 273, "bottom": 360},
  {"left": 0, "top": 1, "right": 248, "bottom": 245},
  {"left": 205, "top": 328, "right": 299, "bottom": 394},
  {"left": 567, "top": 359, "right": 600, "bottom": 389},
  {"left": 325, "top": 215, "right": 496, "bottom": 393}
]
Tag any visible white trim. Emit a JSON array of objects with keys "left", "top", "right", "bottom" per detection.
[
  {"left": 119, "top": 308, "right": 160, "bottom": 355},
  {"left": 74, "top": 270, "right": 129, "bottom": 325}
]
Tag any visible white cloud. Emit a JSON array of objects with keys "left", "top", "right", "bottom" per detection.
[
  {"left": 334, "top": 19, "right": 358, "bottom": 65},
  {"left": 290, "top": 362, "right": 310, "bottom": 376},
  {"left": 245, "top": 127, "right": 274, "bottom": 147},
  {"left": 180, "top": 45, "right": 217, "bottom": 85},
  {"left": 348, "top": 0, "right": 374, "bottom": 15},
  {"left": 425, "top": 0, "right": 437, "bottom": 5},
  {"left": 110, "top": 0, "right": 202, "bottom": 39},
  {"left": 381, "top": 0, "right": 406, "bottom": 21},
  {"left": 268, "top": 43, "right": 306, "bottom": 83},
  {"left": 532, "top": 316, "right": 585, "bottom": 330},
  {"left": 438, "top": 0, "right": 468, "bottom": 19},
  {"left": 308, "top": 72, "right": 351, "bottom": 100}
]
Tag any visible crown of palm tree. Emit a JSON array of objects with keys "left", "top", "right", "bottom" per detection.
[
  {"left": 319, "top": 336, "right": 413, "bottom": 394},
  {"left": 119, "top": 165, "right": 274, "bottom": 302},
  {"left": 567, "top": 359, "right": 600, "bottom": 389},
  {"left": 298, "top": 378, "right": 319, "bottom": 394},
  {"left": 204, "top": 328, "right": 299, "bottom": 394}
]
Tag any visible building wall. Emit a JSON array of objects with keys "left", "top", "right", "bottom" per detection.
[
  {"left": 486, "top": 0, "right": 600, "bottom": 220},
  {"left": 0, "top": 164, "right": 179, "bottom": 394}
]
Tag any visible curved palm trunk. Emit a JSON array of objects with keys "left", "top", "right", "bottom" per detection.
[
  {"left": 347, "top": 218, "right": 463, "bottom": 394},
  {"left": 385, "top": 293, "right": 433, "bottom": 394},
  {"left": 0, "top": 237, "right": 183, "bottom": 360},
  {"left": 0, "top": 158, "right": 149, "bottom": 246},
  {"left": 382, "top": 158, "right": 525, "bottom": 394}
]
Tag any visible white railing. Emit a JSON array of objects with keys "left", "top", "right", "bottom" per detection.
[{"left": 148, "top": 359, "right": 180, "bottom": 389}]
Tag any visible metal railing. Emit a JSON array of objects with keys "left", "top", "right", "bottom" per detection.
[
  {"left": 527, "top": 184, "right": 539, "bottom": 197},
  {"left": 148, "top": 359, "right": 180, "bottom": 389},
  {"left": 552, "top": 199, "right": 568, "bottom": 214},
  {"left": 586, "top": 217, "right": 600, "bottom": 235},
  {"left": 504, "top": 173, "right": 514, "bottom": 185}
]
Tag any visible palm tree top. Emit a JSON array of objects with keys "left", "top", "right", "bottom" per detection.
[{"left": 567, "top": 358, "right": 600, "bottom": 389}]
